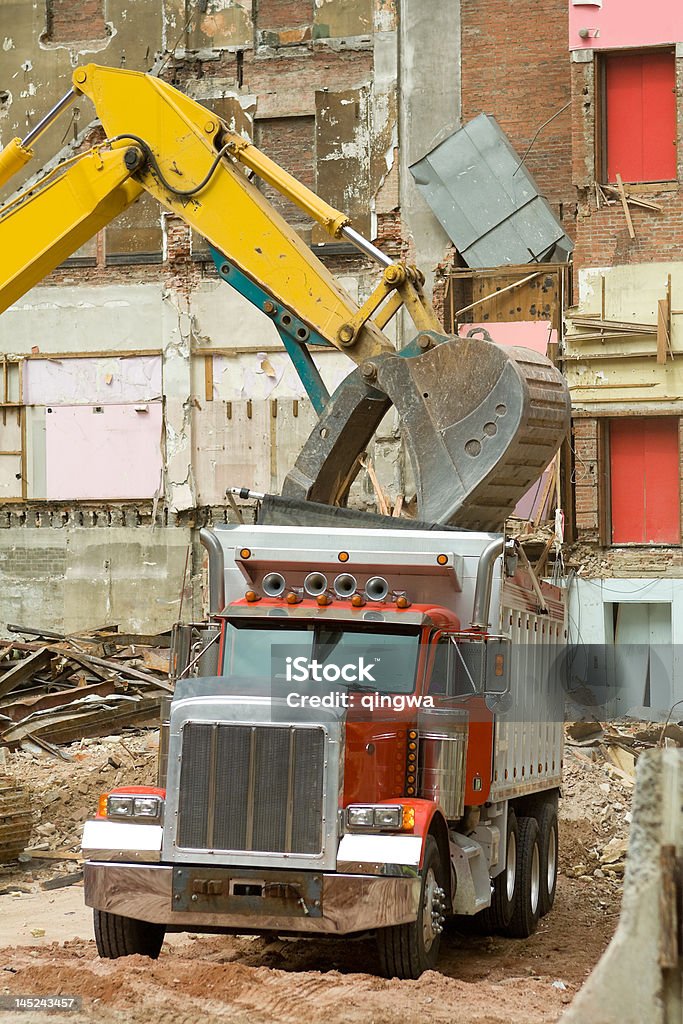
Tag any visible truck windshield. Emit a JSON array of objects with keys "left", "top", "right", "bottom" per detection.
[{"left": 222, "top": 620, "right": 420, "bottom": 694}]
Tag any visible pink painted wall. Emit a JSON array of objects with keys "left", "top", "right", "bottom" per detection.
[
  {"left": 569, "top": 0, "right": 683, "bottom": 51},
  {"left": 45, "top": 404, "right": 163, "bottom": 500},
  {"left": 457, "top": 320, "right": 556, "bottom": 354},
  {"left": 25, "top": 356, "right": 162, "bottom": 406}
]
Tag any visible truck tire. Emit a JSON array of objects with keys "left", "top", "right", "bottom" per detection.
[
  {"left": 94, "top": 909, "right": 166, "bottom": 959},
  {"left": 536, "top": 803, "right": 558, "bottom": 916},
  {"left": 376, "top": 835, "right": 447, "bottom": 979},
  {"left": 475, "top": 807, "right": 519, "bottom": 932},
  {"left": 502, "top": 816, "right": 541, "bottom": 938}
]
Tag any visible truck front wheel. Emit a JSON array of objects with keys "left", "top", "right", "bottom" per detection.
[
  {"left": 376, "top": 835, "right": 447, "bottom": 979},
  {"left": 94, "top": 909, "right": 166, "bottom": 959}
]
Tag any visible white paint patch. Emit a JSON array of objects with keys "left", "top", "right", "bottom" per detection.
[{"left": 2, "top": 38, "right": 14, "bottom": 51}]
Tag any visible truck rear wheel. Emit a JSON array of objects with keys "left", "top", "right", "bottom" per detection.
[
  {"left": 502, "top": 816, "right": 541, "bottom": 938},
  {"left": 376, "top": 835, "right": 447, "bottom": 979},
  {"left": 475, "top": 807, "right": 519, "bottom": 932},
  {"left": 536, "top": 803, "right": 558, "bottom": 916},
  {"left": 94, "top": 909, "right": 166, "bottom": 959}
]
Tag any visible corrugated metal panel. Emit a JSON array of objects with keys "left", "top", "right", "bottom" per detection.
[
  {"left": 610, "top": 417, "right": 681, "bottom": 544},
  {"left": 409, "top": 114, "right": 573, "bottom": 268},
  {"left": 605, "top": 51, "right": 676, "bottom": 184},
  {"left": 490, "top": 596, "right": 566, "bottom": 802}
]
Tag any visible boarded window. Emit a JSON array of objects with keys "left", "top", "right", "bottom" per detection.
[
  {"left": 603, "top": 50, "right": 676, "bottom": 184},
  {"left": 609, "top": 417, "right": 680, "bottom": 544}
]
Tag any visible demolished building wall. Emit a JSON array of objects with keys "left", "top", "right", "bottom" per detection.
[{"left": 0, "top": 0, "right": 464, "bottom": 634}]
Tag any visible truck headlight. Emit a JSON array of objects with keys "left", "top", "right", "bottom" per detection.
[
  {"left": 347, "top": 806, "right": 374, "bottom": 827},
  {"left": 105, "top": 793, "right": 163, "bottom": 822},
  {"left": 107, "top": 795, "right": 134, "bottom": 817},
  {"left": 133, "top": 796, "right": 163, "bottom": 818},
  {"left": 346, "top": 804, "right": 411, "bottom": 831},
  {"left": 372, "top": 806, "right": 402, "bottom": 829}
]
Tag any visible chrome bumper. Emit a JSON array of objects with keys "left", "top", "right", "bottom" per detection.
[{"left": 84, "top": 861, "right": 421, "bottom": 934}]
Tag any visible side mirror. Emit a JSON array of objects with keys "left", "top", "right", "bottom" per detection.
[
  {"left": 484, "top": 636, "right": 511, "bottom": 696},
  {"left": 170, "top": 622, "right": 221, "bottom": 680}
]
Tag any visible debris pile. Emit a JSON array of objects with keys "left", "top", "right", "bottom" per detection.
[
  {"left": 560, "top": 719, "right": 681, "bottom": 882},
  {"left": 7, "top": 731, "right": 158, "bottom": 862},
  {"left": 0, "top": 624, "right": 172, "bottom": 752},
  {"left": 0, "top": 775, "right": 32, "bottom": 863}
]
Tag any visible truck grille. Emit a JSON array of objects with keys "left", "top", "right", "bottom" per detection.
[{"left": 176, "top": 722, "right": 326, "bottom": 856}]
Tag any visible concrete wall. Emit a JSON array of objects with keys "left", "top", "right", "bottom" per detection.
[
  {"left": 0, "top": 520, "right": 200, "bottom": 635},
  {"left": 398, "top": 0, "right": 461, "bottom": 295},
  {"left": 569, "top": 577, "right": 683, "bottom": 718}
]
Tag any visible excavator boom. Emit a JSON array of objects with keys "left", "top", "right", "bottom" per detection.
[{"left": 0, "top": 64, "right": 570, "bottom": 530}]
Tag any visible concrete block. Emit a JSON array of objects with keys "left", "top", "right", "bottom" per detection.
[{"left": 561, "top": 750, "right": 682, "bottom": 1024}]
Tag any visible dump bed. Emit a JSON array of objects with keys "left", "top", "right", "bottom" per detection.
[{"left": 491, "top": 571, "right": 566, "bottom": 801}]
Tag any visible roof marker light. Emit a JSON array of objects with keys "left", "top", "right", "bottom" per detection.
[
  {"left": 437, "top": 553, "right": 448, "bottom": 566},
  {"left": 240, "top": 548, "right": 252, "bottom": 559}
]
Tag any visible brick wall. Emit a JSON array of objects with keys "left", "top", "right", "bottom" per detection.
[
  {"left": 46, "top": 0, "right": 106, "bottom": 41},
  {"left": 255, "top": 116, "right": 316, "bottom": 241},
  {"left": 571, "top": 54, "right": 683, "bottom": 272},
  {"left": 460, "top": 0, "right": 574, "bottom": 218},
  {"left": 572, "top": 417, "right": 599, "bottom": 540},
  {"left": 257, "top": 0, "right": 314, "bottom": 43}
]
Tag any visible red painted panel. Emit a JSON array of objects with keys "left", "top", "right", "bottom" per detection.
[
  {"left": 610, "top": 418, "right": 680, "bottom": 544},
  {"left": 605, "top": 51, "right": 676, "bottom": 183}
]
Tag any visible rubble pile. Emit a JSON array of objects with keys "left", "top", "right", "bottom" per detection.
[
  {"left": 0, "top": 624, "right": 173, "bottom": 750},
  {"left": 559, "top": 719, "right": 682, "bottom": 882},
  {"left": 6, "top": 731, "right": 159, "bottom": 857}
]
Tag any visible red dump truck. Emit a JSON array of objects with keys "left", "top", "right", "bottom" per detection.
[{"left": 81, "top": 521, "right": 566, "bottom": 978}]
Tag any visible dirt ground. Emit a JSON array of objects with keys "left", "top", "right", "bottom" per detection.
[{"left": 0, "top": 732, "right": 632, "bottom": 1024}]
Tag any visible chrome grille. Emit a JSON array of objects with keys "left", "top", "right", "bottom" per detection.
[{"left": 177, "top": 722, "right": 325, "bottom": 855}]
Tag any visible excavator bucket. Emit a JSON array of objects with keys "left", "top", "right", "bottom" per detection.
[{"left": 282, "top": 336, "right": 571, "bottom": 531}]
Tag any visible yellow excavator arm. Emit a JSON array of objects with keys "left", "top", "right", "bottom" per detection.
[
  {"left": 0, "top": 64, "right": 571, "bottom": 530},
  {"left": 0, "top": 64, "right": 441, "bottom": 364}
]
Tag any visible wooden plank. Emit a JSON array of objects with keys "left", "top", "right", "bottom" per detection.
[
  {"left": 204, "top": 354, "right": 214, "bottom": 403},
  {"left": 361, "top": 456, "right": 389, "bottom": 517},
  {"left": 657, "top": 298, "right": 669, "bottom": 364},
  {"left": 25, "top": 848, "right": 82, "bottom": 861},
  {"left": 569, "top": 316, "right": 655, "bottom": 333},
  {"left": 455, "top": 272, "right": 541, "bottom": 319},
  {"left": 601, "top": 183, "right": 663, "bottom": 211},
  {"left": 46, "top": 647, "right": 174, "bottom": 692},
  {"left": 616, "top": 174, "right": 636, "bottom": 239},
  {"left": 0, "top": 648, "right": 52, "bottom": 700},
  {"left": 659, "top": 845, "right": 679, "bottom": 969}
]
